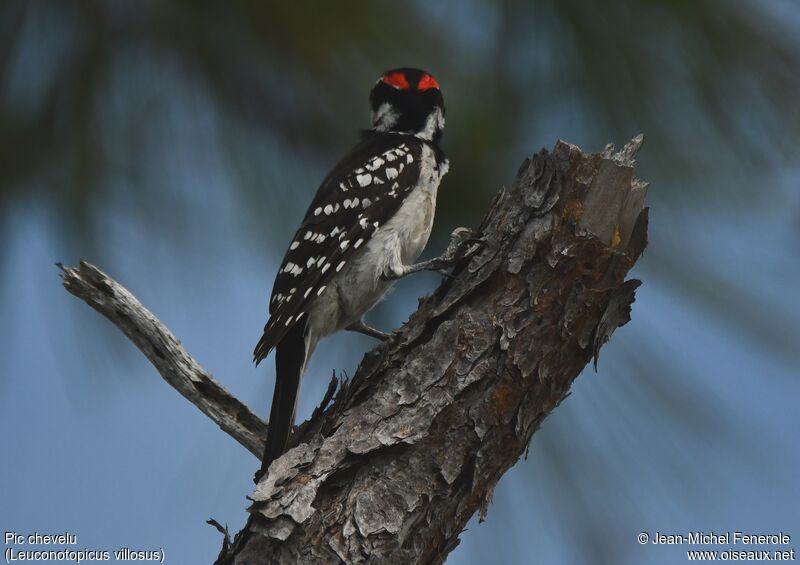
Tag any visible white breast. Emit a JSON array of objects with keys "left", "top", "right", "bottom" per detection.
[
  {"left": 307, "top": 144, "right": 447, "bottom": 341},
  {"left": 383, "top": 166, "right": 438, "bottom": 264}
]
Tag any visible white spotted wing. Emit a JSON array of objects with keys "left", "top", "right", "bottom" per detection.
[{"left": 254, "top": 133, "right": 426, "bottom": 363}]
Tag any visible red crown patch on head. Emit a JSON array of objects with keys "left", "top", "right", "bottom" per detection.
[
  {"left": 382, "top": 72, "right": 410, "bottom": 90},
  {"left": 417, "top": 74, "right": 439, "bottom": 91}
]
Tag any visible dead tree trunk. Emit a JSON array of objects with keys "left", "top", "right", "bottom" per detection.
[{"left": 61, "top": 137, "right": 648, "bottom": 565}]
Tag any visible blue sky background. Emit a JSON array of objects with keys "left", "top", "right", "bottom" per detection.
[{"left": 1, "top": 2, "right": 799, "bottom": 563}]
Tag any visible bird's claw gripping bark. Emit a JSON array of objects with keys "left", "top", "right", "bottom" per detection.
[
  {"left": 382, "top": 227, "right": 485, "bottom": 280},
  {"left": 440, "top": 227, "right": 485, "bottom": 266}
]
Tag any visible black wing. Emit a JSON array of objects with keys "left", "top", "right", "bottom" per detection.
[{"left": 254, "top": 133, "right": 426, "bottom": 364}]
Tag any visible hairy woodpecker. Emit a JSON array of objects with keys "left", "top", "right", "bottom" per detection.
[{"left": 254, "top": 68, "right": 457, "bottom": 472}]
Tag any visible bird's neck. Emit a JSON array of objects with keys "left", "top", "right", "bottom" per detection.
[
  {"left": 371, "top": 105, "right": 444, "bottom": 144},
  {"left": 413, "top": 108, "right": 445, "bottom": 143}
]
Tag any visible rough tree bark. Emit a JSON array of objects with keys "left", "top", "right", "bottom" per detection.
[{"left": 61, "top": 137, "right": 648, "bottom": 565}]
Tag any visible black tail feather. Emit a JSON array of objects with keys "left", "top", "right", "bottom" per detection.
[{"left": 258, "top": 320, "right": 307, "bottom": 477}]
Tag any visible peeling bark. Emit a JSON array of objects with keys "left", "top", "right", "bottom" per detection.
[
  {"left": 231, "top": 137, "right": 649, "bottom": 564},
  {"left": 60, "top": 137, "right": 648, "bottom": 565}
]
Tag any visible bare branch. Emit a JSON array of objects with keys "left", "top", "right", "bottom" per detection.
[
  {"left": 60, "top": 137, "right": 649, "bottom": 565},
  {"left": 59, "top": 261, "right": 267, "bottom": 458}
]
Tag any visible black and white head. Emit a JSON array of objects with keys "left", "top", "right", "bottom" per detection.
[{"left": 369, "top": 68, "right": 445, "bottom": 144}]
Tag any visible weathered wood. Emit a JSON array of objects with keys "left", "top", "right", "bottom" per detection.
[
  {"left": 60, "top": 136, "right": 649, "bottom": 565},
  {"left": 229, "top": 137, "right": 649, "bottom": 564},
  {"left": 59, "top": 261, "right": 268, "bottom": 458}
]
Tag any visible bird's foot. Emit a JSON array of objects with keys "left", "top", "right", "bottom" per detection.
[
  {"left": 346, "top": 319, "right": 393, "bottom": 341},
  {"left": 382, "top": 227, "right": 485, "bottom": 280}
]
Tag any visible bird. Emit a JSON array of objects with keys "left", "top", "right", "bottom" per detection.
[{"left": 254, "top": 67, "right": 473, "bottom": 476}]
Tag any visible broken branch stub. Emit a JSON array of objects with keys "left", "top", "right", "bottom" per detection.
[{"left": 231, "top": 137, "right": 649, "bottom": 564}]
